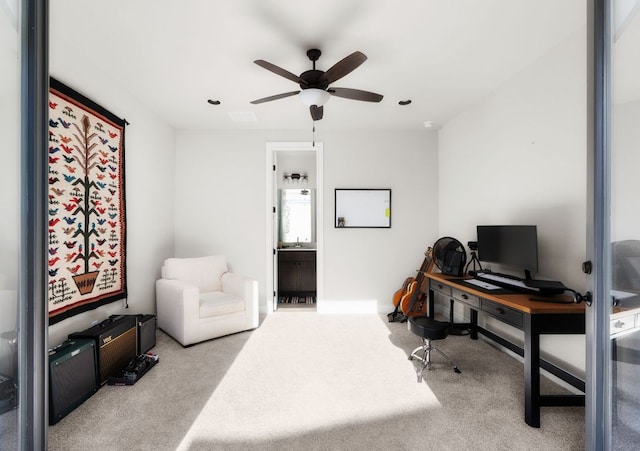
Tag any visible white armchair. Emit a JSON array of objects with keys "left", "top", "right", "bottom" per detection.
[{"left": 155, "top": 255, "right": 259, "bottom": 346}]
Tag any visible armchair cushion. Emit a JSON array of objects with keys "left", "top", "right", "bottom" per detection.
[{"left": 199, "top": 291, "right": 245, "bottom": 318}]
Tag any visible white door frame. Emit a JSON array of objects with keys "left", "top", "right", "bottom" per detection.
[{"left": 265, "top": 141, "right": 324, "bottom": 313}]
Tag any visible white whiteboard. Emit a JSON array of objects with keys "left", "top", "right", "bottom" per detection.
[{"left": 334, "top": 189, "right": 391, "bottom": 228}]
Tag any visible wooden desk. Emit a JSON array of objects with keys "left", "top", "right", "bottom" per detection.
[{"left": 425, "top": 272, "right": 586, "bottom": 428}]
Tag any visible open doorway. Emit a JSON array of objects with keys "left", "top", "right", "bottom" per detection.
[{"left": 265, "top": 142, "right": 323, "bottom": 313}]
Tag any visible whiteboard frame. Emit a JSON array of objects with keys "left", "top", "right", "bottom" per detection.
[{"left": 334, "top": 188, "right": 392, "bottom": 228}]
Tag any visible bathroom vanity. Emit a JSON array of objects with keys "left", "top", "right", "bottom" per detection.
[{"left": 277, "top": 249, "right": 316, "bottom": 299}]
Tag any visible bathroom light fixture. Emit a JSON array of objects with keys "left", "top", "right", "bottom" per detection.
[
  {"left": 283, "top": 172, "right": 309, "bottom": 184},
  {"left": 299, "top": 88, "right": 331, "bottom": 106}
]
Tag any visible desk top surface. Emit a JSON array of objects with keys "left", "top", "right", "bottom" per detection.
[{"left": 426, "top": 272, "right": 586, "bottom": 315}]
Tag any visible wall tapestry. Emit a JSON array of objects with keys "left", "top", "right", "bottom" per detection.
[{"left": 48, "top": 78, "right": 127, "bottom": 325}]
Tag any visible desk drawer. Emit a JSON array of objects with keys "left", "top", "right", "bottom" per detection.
[
  {"left": 482, "top": 299, "right": 523, "bottom": 328},
  {"left": 611, "top": 315, "right": 635, "bottom": 335},
  {"left": 431, "top": 281, "right": 451, "bottom": 297},
  {"left": 451, "top": 287, "right": 480, "bottom": 309}
]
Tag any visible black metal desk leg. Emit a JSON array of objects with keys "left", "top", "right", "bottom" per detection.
[
  {"left": 428, "top": 287, "right": 435, "bottom": 319},
  {"left": 470, "top": 309, "right": 478, "bottom": 340},
  {"left": 524, "top": 314, "right": 541, "bottom": 427}
]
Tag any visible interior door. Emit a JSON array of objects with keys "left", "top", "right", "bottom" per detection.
[
  {"left": 267, "top": 142, "right": 322, "bottom": 312},
  {"left": 272, "top": 151, "right": 279, "bottom": 311},
  {"left": 587, "top": 1, "right": 640, "bottom": 448}
]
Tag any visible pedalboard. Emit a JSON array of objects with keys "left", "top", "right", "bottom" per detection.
[{"left": 107, "top": 352, "right": 159, "bottom": 386}]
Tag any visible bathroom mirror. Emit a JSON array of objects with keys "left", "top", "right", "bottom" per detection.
[
  {"left": 335, "top": 189, "right": 391, "bottom": 228},
  {"left": 279, "top": 189, "right": 314, "bottom": 244}
]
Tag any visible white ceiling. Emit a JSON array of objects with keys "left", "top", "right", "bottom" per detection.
[{"left": 49, "top": 0, "right": 588, "bottom": 132}]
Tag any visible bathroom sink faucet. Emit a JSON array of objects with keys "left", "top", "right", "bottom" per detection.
[{"left": 294, "top": 237, "right": 301, "bottom": 248}]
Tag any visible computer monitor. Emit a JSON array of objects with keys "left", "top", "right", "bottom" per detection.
[{"left": 476, "top": 225, "right": 538, "bottom": 277}]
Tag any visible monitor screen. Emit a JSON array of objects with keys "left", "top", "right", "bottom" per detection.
[{"left": 476, "top": 225, "right": 538, "bottom": 273}]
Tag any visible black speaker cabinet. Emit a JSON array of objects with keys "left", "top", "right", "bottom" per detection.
[
  {"left": 48, "top": 338, "right": 98, "bottom": 425},
  {"left": 110, "top": 314, "right": 156, "bottom": 355},
  {"left": 137, "top": 314, "right": 156, "bottom": 354},
  {"left": 69, "top": 315, "right": 137, "bottom": 386}
]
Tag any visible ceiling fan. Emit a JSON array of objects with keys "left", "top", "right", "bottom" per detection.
[{"left": 250, "top": 49, "right": 383, "bottom": 121}]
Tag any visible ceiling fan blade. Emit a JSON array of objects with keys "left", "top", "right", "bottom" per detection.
[
  {"left": 328, "top": 87, "right": 383, "bottom": 102},
  {"left": 310, "top": 105, "right": 323, "bottom": 121},
  {"left": 321, "top": 51, "right": 367, "bottom": 85},
  {"left": 254, "top": 60, "right": 308, "bottom": 86},
  {"left": 250, "top": 91, "right": 300, "bottom": 105}
]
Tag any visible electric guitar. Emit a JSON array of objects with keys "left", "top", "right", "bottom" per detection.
[{"left": 400, "top": 247, "right": 434, "bottom": 317}]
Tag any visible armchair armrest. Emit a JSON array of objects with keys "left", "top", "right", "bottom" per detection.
[
  {"left": 221, "top": 272, "right": 254, "bottom": 298},
  {"left": 155, "top": 278, "right": 200, "bottom": 345},
  {"left": 222, "top": 272, "right": 259, "bottom": 328}
]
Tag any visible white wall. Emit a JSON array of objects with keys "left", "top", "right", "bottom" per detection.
[
  {"left": 321, "top": 132, "right": 439, "bottom": 313},
  {"left": 173, "top": 131, "right": 268, "bottom": 285},
  {"left": 438, "top": 29, "right": 587, "bottom": 376},
  {"left": 174, "top": 130, "right": 439, "bottom": 314},
  {"left": 48, "top": 18, "right": 177, "bottom": 346}
]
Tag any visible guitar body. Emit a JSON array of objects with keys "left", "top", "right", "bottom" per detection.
[
  {"left": 400, "top": 280, "right": 427, "bottom": 317},
  {"left": 392, "top": 277, "right": 415, "bottom": 307},
  {"left": 400, "top": 247, "right": 434, "bottom": 317}
]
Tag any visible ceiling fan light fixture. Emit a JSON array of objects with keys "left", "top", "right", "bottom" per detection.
[{"left": 299, "top": 88, "right": 331, "bottom": 106}]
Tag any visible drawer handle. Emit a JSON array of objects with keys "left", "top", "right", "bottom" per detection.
[
  {"left": 614, "top": 320, "right": 625, "bottom": 329},
  {"left": 437, "top": 284, "right": 443, "bottom": 289},
  {"left": 461, "top": 294, "right": 468, "bottom": 300},
  {"left": 496, "top": 307, "right": 506, "bottom": 315}
]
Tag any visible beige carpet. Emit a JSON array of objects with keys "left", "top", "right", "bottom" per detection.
[{"left": 48, "top": 312, "right": 584, "bottom": 450}]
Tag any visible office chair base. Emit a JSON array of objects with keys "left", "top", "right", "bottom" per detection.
[{"left": 409, "top": 338, "right": 461, "bottom": 382}]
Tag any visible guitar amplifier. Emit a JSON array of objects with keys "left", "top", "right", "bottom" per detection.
[
  {"left": 137, "top": 314, "right": 156, "bottom": 354},
  {"left": 110, "top": 314, "right": 156, "bottom": 354},
  {"left": 69, "top": 315, "right": 137, "bottom": 386},
  {"left": 48, "top": 338, "right": 97, "bottom": 425}
]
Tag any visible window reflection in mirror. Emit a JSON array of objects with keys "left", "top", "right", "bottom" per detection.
[{"left": 279, "top": 189, "right": 314, "bottom": 244}]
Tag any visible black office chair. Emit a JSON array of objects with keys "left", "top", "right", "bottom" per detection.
[{"left": 408, "top": 316, "right": 461, "bottom": 382}]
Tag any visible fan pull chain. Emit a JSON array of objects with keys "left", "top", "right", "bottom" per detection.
[{"left": 312, "top": 124, "right": 315, "bottom": 147}]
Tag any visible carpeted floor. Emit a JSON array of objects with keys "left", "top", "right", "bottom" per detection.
[{"left": 47, "top": 312, "right": 585, "bottom": 450}]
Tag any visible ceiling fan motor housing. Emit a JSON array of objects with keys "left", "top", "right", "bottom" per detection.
[
  {"left": 301, "top": 49, "right": 327, "bottom": 89},
  {"left": 300, "top": 70, "right": 328, "bottom": 90}
]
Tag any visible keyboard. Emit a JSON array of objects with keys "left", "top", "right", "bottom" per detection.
[
  {"left": 474, "top": 271, "right": 540, "bottom": 292},
  {"left": 465, "top": 278, "right": 501, "bottom": 290}
]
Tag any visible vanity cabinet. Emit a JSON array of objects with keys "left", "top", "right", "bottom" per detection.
[{"left": 278, "top": 250, "right": 316, "bottom": 295}]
